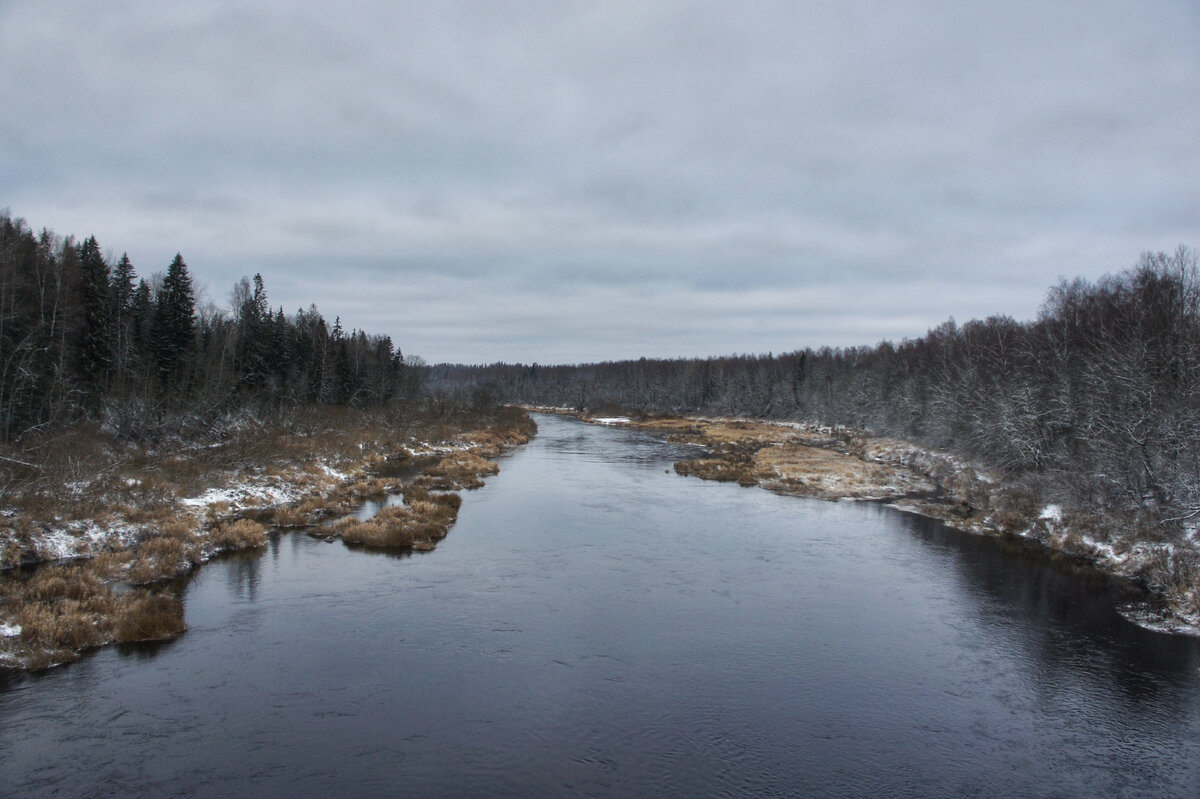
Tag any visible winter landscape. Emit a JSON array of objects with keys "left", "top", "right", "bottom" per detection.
[{"left": 3, "top": 2, "right": 1200, "bottom": 797}]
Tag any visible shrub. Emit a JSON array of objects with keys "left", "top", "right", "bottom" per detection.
[
  {"left": 270, "top": 506, "right": 307, "bottom": 527},
  {"left": 17, "top": 600, "right": 112, "bottom": 649},
  {"left": 334, "top": 489, "right": 461, "bottom": 551},
  {"left": 209, "top": 519, "right": 268, "bottom": 550},
  {"left": 127, "top": 525, "right": 201, "bottom": 584},
  {"left": 425, "top": 451, "right": 498, "bottom": 489},
  {"left": 114, "top": 591, "right": 187, "bottom": 642}
]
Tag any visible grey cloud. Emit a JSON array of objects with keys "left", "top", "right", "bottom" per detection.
[{"left": 2, "top": 0, "right": 1198, "bottom": 363}]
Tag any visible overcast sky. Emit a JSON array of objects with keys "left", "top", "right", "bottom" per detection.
[{"left": 3, "top": 1, "right": 1198, "bottom": 364}]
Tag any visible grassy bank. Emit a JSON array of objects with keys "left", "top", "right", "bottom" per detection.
[
  {"left": 550, "top": 408, "right": 1200, "bottom": 635},
  {"left": 0, "top": 405, "right": 536, "bottom": 671}
]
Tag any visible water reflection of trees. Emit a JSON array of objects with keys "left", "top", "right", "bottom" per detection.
[
  {"left": 891, "top": 507, "right": 1200, "bottom": 722},
  {"left": 225, "top": 549, "right": 263, "bottom": 602}
]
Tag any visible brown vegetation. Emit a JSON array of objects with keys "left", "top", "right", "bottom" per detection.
[
  {"left": 626, "top": 412, "right": 1200, "bottom": 630},
  {"left": 656, "top": 417, "right": 934, "bottom": 500},
  {"left": 115, "top": 592, "right": 187, "bottom": 643},
  {"left": 422, "top": 451, "right": 500, "bottom": 490},
  {"left": 0, "top": 563, "right": 187, "bottom": 670},
  {"left": 0, "top": 406, "right": 536, "bottom": 670},
  {"left": 335, "top": 486, "right": 462, "bottom": 551},
  {"left": 209, "top": 519, "right": 269, "bottom": 550}
]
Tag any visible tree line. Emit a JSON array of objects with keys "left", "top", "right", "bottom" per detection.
[
  {"left": 433, "top": 247, "right": 1200, "bottom": 525},
  {"left": 0, "top": 211, "right": 422, "bottom": 444}
]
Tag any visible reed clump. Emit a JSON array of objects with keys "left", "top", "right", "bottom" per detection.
[
  {"left": 674, "top": 455, "right": 759, "bottom": 485},
  {"left": 270, "top": 505, "right": 308, "bottom": 527},
  {"left": 127, "top": 522, "right": 201, "bottom": 584},
  {"left": 424, "top": 451, "right": 499, "bottom": 490},
  {"left": 335, "top": 488, "right": 462, "bottom": 551},
  {"left": 459, "top": 406, "right": 538, "bottom": 457},
  {"left": 114, "top": 591, "right": 186, "bottom": 642},
  {"left": 209, "top": 519, "right": 269, "bottom": 550},
  {"left": 0, "top": 561, "right": 187, "bottom": 669}
]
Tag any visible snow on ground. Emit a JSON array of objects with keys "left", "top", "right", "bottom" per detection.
[
  {"left": 1118, "top": 602, "right": 1200, "bottom": 637},
  {"left": 412, "top": 441, "right": 466, "bottom": 454},
  {"left": 179, "top": 478, "right": 303, "bottom": 511},
  {"left": 592, "top": 417, "right": 631, "bottom": 425},
  {"left": 1040, "top": 504, "right": 1063, "bottom": 523},
  {"left": 179, "top": 487, "right": 243, "bottom": 508},
  {"left": 0, "top": 622, "right": 20, "bottom": 638},
  {"left": 27, "top": 519, "right": 143, "bottom": 562},
  {"left": 319, "top": 463, "right": 348, "bottom": 481}
]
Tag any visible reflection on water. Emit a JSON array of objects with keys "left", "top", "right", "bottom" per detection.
[
  {"left": 224, "top": 549, "right": 263, "bottom": 601},
  {"left": 1, "top": 413, "right": 1198, "bottom": 798}
]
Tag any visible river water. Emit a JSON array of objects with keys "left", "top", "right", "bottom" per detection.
[{"left": 2, "top": 413, "right": 1199, "bottom": 797}]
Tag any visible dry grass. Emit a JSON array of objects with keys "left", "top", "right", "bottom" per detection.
[
  {"left": 664, "top": 416, "right": 933, "bottom": 501},
  {"left": 459, "top": 411, "right": 537, "bottom": 457},
  {"left": 270, "top": 505, "right": 308, "bottom": 527},
  {"left": 114, "top": 591, "right": 186, "bottom": 642},
  {"left": 754, "top": 443, "right": 934, "bottom": 499},
  {"left": 127, "top": 522, "right": 200, "bottom": 584},
  {"left": 209, "top": 519, "right": 269, "bottom": 550},
  {"left": 674, "top": 457, "right": 759, "bottom": 485},
  {"left": 0, "top": 561, "right": 187, "bottom": 670},
  {"left": 336, "top": 487, "right": 462, "bottom": 551},
  {"left": 0, "top": 406, "right": 537, "bottom": 670},
  {"left": 424, "top": 451, "right": 499, "bottom": 490}
]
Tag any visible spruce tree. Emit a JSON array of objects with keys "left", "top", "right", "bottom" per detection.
[
  {"left": 76, "top": 236, "right": 112, "bottom": 404},
  {"left": 235, "top": 273, "right": 270, "bottom": 390},
  {"left": 109, "top": 253, "right": 137, "bottom": 388},
  {"left": 151, "top": 253, "right": 196, "bottom": 390}
]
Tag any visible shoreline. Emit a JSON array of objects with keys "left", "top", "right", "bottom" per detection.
[
  {"left": 0, "top": 408, "right": 536, "bottom": 671},
  {"left": 531, "top": 406, "right": 1200, "bottom": 637}
]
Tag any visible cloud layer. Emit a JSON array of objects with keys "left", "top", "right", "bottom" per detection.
[{"left": 3, "top": 1, "right": 1198, "bottom": 363}]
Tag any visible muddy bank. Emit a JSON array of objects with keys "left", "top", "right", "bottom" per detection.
[
  {"left": 0, "top": 409, "right": 536, "bottom": 671},
  {"left": 543, "top": 408, "right": 1200, "bottom": 636}
]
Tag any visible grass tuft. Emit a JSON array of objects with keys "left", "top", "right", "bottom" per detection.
[
  {"left": 127, "top": 523, "right": 200, "bottom": 584},
  {"left": 335, "top": 489, "right": 462, "bottom": 551},
  {"left": 209, "top": 519, "right": 269, "bottom": 550},
  {"left": 115, "top": 591, "right": 187, "bottom": 642}
]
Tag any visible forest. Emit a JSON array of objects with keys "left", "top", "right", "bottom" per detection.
[
  {"left": 4, "top": 206, "right": 1198, "bottom": 534},
  {"left": 434, "top": 247, "right": 1200, "bottom": 530},
  {"left": 0, "top": 210, "right": 422, "bottom": 448}
]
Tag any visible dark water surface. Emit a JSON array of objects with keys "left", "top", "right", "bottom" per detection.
[{"left": 3, "top": 414, "right": 1199, "bottom": 797}]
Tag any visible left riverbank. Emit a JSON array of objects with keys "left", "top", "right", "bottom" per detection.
[{"left": 0, "top": 405, "right": 536, "bottom": 671}]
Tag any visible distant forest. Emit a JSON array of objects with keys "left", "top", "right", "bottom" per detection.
[
  {"left": 5, "top": 209, "right": 1197, "bottom": 525},
  {"left": 0, "top": 210, "right": 422, "bottom": 444},
  {"left": 434, "top": 247, "right": 1200, "bottom": 524}
]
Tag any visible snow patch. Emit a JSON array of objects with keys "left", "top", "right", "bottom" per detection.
[
  {"left": 319, "top": 463, "right": 348, "bottom": 481},
  {"left": 0, "top": 622, "right": 20, "bottom": 638},
  {"left": 592, "top": 417, "right": 631, "bottom": 425},
  {"left": 1118, "top": 602, "right": 1200, "bottom": 637},
  {"left": 180, "top": 487, "right": 242, "bottom": 508},
  {"left": 1039, "top": 504, "right": 1063, "bottom": 523},
  {"left": 179, "top": 479, "right": 301, "bottom": 511},
  {"left": 26, "top": 519, "right": 142, "bottom": 562}
]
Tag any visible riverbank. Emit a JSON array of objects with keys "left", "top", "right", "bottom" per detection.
[
  {"left": 0, "top": 406, "right": 536, "bottom": 671},
  {"left": 536, "top": 407, "right": 1200, "bottom": 636}
]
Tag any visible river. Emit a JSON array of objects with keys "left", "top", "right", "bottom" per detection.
[{"left": 2, "top": 413, "right": 1199, "bottom": 797}]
